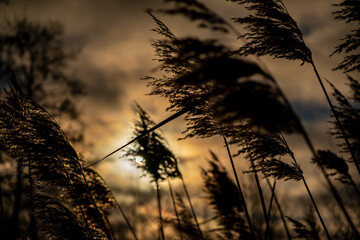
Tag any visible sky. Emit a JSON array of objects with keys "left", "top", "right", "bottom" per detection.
[{"left": 1, "top": 0, "right": 358, "bottom": 231}]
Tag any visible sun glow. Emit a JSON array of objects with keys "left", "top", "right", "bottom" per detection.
[{"left": 135, "top": 156, "right": 144, "bottom": 165}]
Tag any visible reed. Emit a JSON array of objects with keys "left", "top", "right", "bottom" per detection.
[{"left": 229, "top": 0, "right": 360, "bottom": 176}]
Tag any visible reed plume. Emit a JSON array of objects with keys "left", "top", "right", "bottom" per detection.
[
  {"left": 329, "top": 76, "right": 360, "bottom": 163},
  {"left": 0, "top": 85, "right": 116, "bottom": 239},
  {"left": 287, "top": 217, "right": 320, "bottom": 240},
  {"left": 201, "top": 151, "right": 251, "bottom": 239},
  {"left": 228, "top": 0, "right": 360, "bottom": 175},
  {"left": 331, "top": 0, "right": 360, "bottom": 73},
  {"left": 312, "top": 150, "right": 358, "bottom": 189},
  {"left": 230, "top": 0, "right": 311, "bottom": 64},
  {"left": 158, "top": 0, "right": 229, "bottom": 33},
  {"left": 125, "top": 103, "right": 184, "bottom": 240}
]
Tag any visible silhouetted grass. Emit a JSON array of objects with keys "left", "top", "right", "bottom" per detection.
[{"left": 1, "top": 1, "right": 360, "bottom": 239}]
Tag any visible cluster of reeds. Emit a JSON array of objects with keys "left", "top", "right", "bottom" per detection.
[
  {"left": 0, "top": 0, "right": 359, "bottom": 239},
  {"left": 123, "top": 0, "right": 360, "bottom": 239}
]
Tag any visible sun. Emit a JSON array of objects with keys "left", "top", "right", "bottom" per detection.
[{"left": 135, "top": 156, "right": 144, "bottom": 165}]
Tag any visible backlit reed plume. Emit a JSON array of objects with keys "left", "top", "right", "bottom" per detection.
[
  {"left": 125, "top": 103, "right": 182, "bottom": 240},
  {"left": 0, "top": 85, "right": 117, "bottom": 239}
]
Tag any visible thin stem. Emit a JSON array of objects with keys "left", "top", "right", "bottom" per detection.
[
  {"left": 264, "top": 180, "right": 276, "bottom": 240},
  {"left": 167, "top": 179, "right": 183, "bottom": 240},
  {"left": 250, "top": 160, "right": 272, "bottom": 240},
  {"left": 294, "top": 128, "right": 360, "bottom": 239},
  {"left": 156, "top": 180, "right": 165, "bottom": 240},
  {"left": 310, "top": 61, "right": 360, "bottom": 176},
  {"left": 265, "top": 178, "right": 292, "bottom": 240},
  {"left": 301, "top": 175, "right": 332, "bottom": 240},
  {"left": 280, "top": 133, "right": 332, "bottom": 240},
  {"left": 199, "top": 216, "right": 218, "bottom": 225},
  {"left": 85, "top": 108, "right": 188, "bottom": 168},
  {"left": 79, "top": 169, "right": 115, "bottom": 240},
  {"left": 114, "top": 198, "right": 138, "bottom": 240},
  {"left": 162, "top": 160, "right": 183, "bottom": 240},
  {"left": 179, "top": 174, "right": 204, "bottom": 239},
  {"left": 348, "top": 175, "right": 360, "bottom": 200},
  {"left": 103, "top": 213, "right": 117, "bottom": 240},
  {"left": 93, "top": 168, "right": 138, "bottom": 240},
  {"left": 223, "top": 136, "right": 256, "bottom": 240},
  {"left": 266, "top": 180, "right": 276, "bottom": 221},
  {"left": 319, "top": 169, "right": 359, "bottom": 238}
]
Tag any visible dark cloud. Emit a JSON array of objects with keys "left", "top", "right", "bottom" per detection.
[
  {"left": 292, "top": 101, "right": 330, "bottom": 122},
  {"left": 81, "top": 65, "right": 127, "bottom": 107}
]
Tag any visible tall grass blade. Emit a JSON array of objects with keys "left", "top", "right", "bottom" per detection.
[
  {"left": 85, "top": 108, "right": 188, "bottom": 168},
  {"left": 250, "top": 160, "right": 272, "bottom": 240},
  {"left": 167, "top": 178, "right": 183, "bottom": 240},
  {"left": 264, "top": 180, "right": 276, "bottom": 240},
  {"left": 224, "top": 136, "right": 256, "bottom": 240},
  {"left": 91, "top": 171, "right": 139, "bottom": 240},
  {"left": 265, "top": 178, "right": 292, "bottom": 240},
  {"left": 156, "top": 180, "right": 165, "bottom": 240},
  {"left": 179, "top": 174, "right": 204, "bottom": 239}
]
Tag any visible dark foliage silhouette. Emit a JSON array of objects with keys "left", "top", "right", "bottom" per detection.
[
  {"left": 125, "top": 103, "right": 182, "bottom": 239},
  {"left": 171, "top": 194, "right": 205, "bottom": 240},
  {"left": 32, "top": 193, "right": 89, "bottom": 240},
  {"left": 201, "top": 151, "right": 251, "bottom": 239},
  {"left": 0, "top": 18, "right": 85, "bottom": 143},
  {"left": 157, "top": 0, "right": 229, "bottom": 33},
  {"left": 0, "top": 86, "right": 115, "bottom": 239},
  {"left": 0, "top": 19, "right": 87, "bottom": 238},
  {"left": 329, "top": 76, "right": 360, "bottom": 161},
  {"left": 230, "top": 0, "right": 311, "bottom": 64},
  {"left": 331, "top": 0, "right": 360, "bottom": 73},
  {"left": 312, "top": 150, "right": 356, "bottom": 186},
  {"left": 125, "top": 103, "right": 180, "bottom": 182},
  {"left": 287, "top": 217, "right": 320, "bottom": 240},
  {"left": 227, "top": 0, "right": 360, "bottom": 177},
  {"left": 1, "top": 1, "right": 360, "bottom": 239}
]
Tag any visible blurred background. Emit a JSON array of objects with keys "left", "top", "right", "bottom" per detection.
[{"left": 0, "top": 0, "right": 357, "bottom": 239}]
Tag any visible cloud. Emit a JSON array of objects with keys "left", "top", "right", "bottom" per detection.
[{"left": 2, "top": 0, "right": 356, "bottom": 219}]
